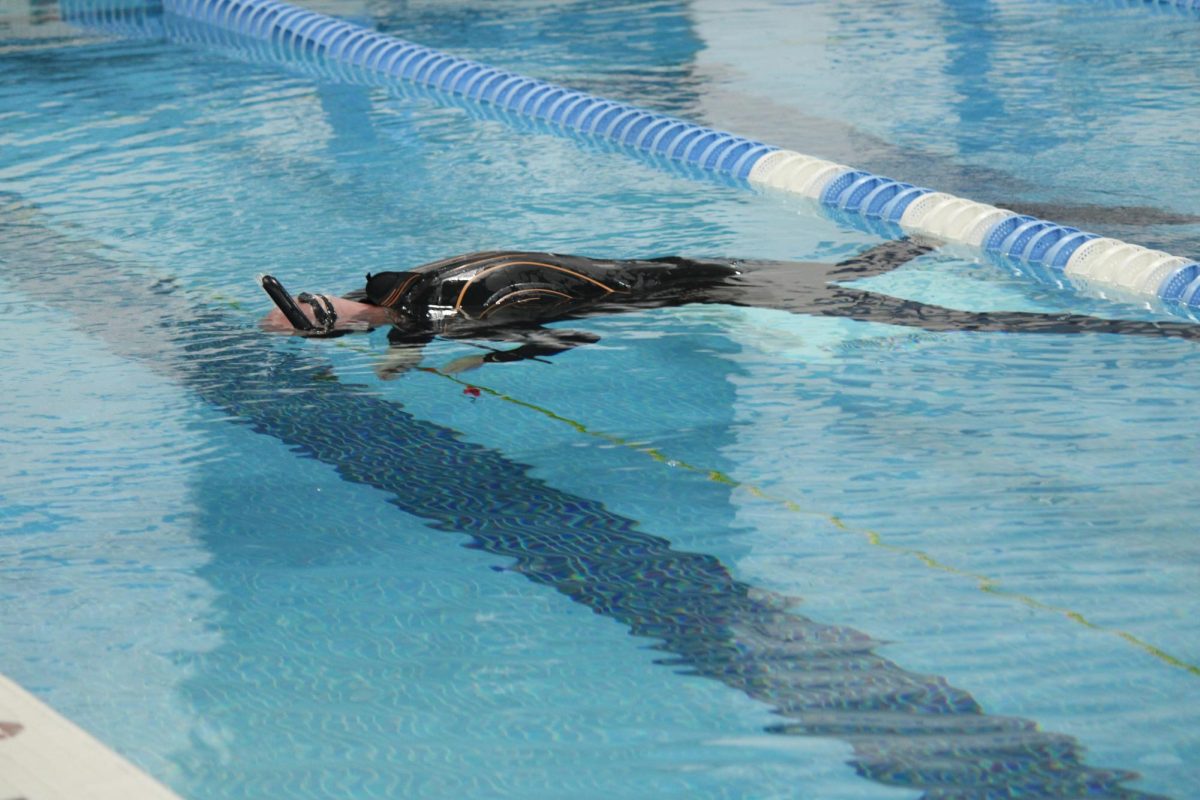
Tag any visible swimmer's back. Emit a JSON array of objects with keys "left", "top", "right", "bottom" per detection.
[{"left": 389, "top": 251, "right": 740, "bottom": 326}]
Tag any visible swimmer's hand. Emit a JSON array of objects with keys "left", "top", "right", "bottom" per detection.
[
  {"left": 374, "top": 341, "right": 426, "bottom": 381},
  {"left": 441, "top": 354, "right": 486, "bottom": 374}
]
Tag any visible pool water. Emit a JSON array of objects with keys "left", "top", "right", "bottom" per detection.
[{"left": 1, "top": 0, "right": 1198, "bottom": 797}]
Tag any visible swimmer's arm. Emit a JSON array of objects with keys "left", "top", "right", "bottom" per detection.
[
  {"left": 441, "top": 328, "right": 601, "bottom": 373},
  {"left": 375, "top": 331, "right": 435, "bottom": 380},
  {"left": 818, "top": 287, "right": 1200, "bottom": 340}
]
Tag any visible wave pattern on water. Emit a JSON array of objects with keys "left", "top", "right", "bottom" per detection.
[{"left": 0, "top": 197, "right": 1175, "bottom": 799}]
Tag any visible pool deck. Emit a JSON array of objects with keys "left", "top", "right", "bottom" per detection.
[{"left": 0, "top": 673, "right": 183, "bottom": 800}]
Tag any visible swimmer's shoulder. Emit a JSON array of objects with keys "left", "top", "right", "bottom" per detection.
[
  {"left": 410, "top": 250, "right": 522, "bottom": 276},
  {"left": 413, "top": 251, "right": 604, "bottom": 272}
]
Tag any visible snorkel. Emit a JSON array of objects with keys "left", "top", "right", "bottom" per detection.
[{"left": 259, "top": 274, "right": 346, "bottom": 337}]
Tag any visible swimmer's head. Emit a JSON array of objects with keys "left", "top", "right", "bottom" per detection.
[
  {"left": 259, "top": 275, "right": 390, "bottom": 337},
  {"left": 364, "top": 271, "right": 422, "bottom": 316}
]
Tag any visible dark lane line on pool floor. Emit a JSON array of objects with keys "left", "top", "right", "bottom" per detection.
[
  {"left": 0, "top": 196, "right": 1170, "bottom": 799},
  {"left": 410, "top": 364, "right": 1200, "bottom": 682}
]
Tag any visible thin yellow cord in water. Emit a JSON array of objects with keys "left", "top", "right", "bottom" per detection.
[
  {"left": 168, "top": 290, "right": 1200, "bottom": 679},
  {"left": 425, "top": 366, "right": 1200, "bottom": 680}
]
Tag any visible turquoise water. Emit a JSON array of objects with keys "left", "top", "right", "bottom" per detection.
[{"left": 0, "top": 0, "right": 1198, "bottom": 797}]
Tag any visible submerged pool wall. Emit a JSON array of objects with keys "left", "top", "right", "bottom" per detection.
[{"left": 59, "top": 0, "right": 1200, "bottom": 315}]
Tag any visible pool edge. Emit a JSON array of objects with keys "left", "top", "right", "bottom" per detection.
[{"left": 0, "top": 672, "right": 184, "bottom": 800}]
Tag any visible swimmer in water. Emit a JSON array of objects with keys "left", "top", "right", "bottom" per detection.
[{"left": 259, "top": 240, "right": 1200, "bottom": 374}]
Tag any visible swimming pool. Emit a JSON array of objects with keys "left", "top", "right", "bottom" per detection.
[{"left": 1, "top": 0, "right": 1198, "bottom": 797}]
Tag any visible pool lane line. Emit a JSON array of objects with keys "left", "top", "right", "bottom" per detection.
[
  {"left": 416, "top": 365, "right": 1200, "bottom": 680},
  {"left": 141, "top": 0, "right": 1200, "bottom": 315}
]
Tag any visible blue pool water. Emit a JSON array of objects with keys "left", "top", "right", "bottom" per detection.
[{"left": 1, "top": 0, "right": 1198, "bottom": 797}]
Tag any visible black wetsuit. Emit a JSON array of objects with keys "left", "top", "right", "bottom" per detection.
[
  {"left": 357, "top": 242, "right": 1200, "bottom": 366},
  {"left": 363, "top": 250, "right": 744, "bottom": 324}
]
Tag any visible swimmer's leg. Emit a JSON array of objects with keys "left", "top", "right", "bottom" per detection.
[
  {"left": 681, "top": 238, "right": 937, "bottom": 313},
  {"left": 823, "top": 237, "right": 938, "bottom": 281},
  {"left": 728, "top": 237, "right": 936, "bottom": 282},
  {"left": 816, "top": 286, "right": 1200, "bottom": 342}
]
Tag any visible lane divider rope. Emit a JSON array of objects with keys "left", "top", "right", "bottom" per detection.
[{"left": 60, "top": 0, "right": 1200, "bottom": 316}]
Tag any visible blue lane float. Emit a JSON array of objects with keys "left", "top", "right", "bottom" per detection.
[
  {"left": 166, "top": 0, "right": 776, "bottom": 180},
  {"left": 71, "top": 0, "right": 1200, "bottom": 314}
]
